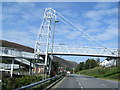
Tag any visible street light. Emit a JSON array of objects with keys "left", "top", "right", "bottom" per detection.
[
  {"left": 54, "top": 20, "right": 59, "bottom": 23},
  {"left": 52, "top": 20, "right": 59, "bottom": 48},
  {"left": 51, "top": 20, "right": 59, "bottom": 52},
  {"left": 59, "top": 43, "right": 65, "bottom": 45},
  {"left": 49, "top": 20, "right": 59, "bottom": 76}
]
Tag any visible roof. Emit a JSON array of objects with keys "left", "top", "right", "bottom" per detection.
[{"left": 0, "top": 40, "right": 34, "bottom": 53}]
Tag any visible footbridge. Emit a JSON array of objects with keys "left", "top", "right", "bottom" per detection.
[
  {"left": 48, "top": 45, "right": 119, "bottom": 58},
  {"left": 34, "top": 8, "right": 119, "bottom": 67}
]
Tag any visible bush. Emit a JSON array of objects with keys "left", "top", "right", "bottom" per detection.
[{"left": 2, "top": 74, "right": 42, "bottom": 90}]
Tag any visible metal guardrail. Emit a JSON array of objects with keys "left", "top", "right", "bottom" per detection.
[{"left": 15, "top": 74, "right": 63, "bottom": 90}]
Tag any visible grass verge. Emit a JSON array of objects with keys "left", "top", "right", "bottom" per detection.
[{"left": 76, "top": 66, "right": 120, "bottom": 81}]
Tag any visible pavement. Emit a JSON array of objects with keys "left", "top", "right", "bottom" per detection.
[{"left": 51, "top": 74, "right": 119, "bottom": 90}]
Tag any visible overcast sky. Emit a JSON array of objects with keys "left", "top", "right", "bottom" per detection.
[{"left": 2, "top": 2, "right": 118, "bottom": 63}]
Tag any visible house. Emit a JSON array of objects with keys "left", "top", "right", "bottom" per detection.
[
  {"left": 99, "top": 59, "right": 116, "bottom": 67},
  {"left": 67, "top": 71, "right": 71, "bottom": 74}
]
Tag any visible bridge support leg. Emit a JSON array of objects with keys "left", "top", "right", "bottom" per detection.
[
  {"left": 42, "top": 65, "right": 45, "bottom": 80},
  {"left": 44, "top": 66, "right": 47, "bottom": 79},
  {"left": 36, "top": 65, "right": 39, "bottom": 74},
  {"left": 116, "top": 58, "right": 120, "bottom": 66},
  {"left": 18, "top": 62, "right": 21, "bottom": 75},
  {"left": 49, "top": 56, "right": 52, "bottom": 76},
  {"left": 29, "top": 61, "right": 32, "bottom": 75},
  {"left": 10, "top": 59, "right": 14, "bottom": 78}
]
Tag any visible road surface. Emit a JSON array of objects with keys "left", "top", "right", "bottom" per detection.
[{"left": 53, "top": 74, "right": 119, "bottom": 90}]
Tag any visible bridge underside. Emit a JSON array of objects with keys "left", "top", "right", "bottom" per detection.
[{"left": 48, "top": 53, "right": 119, "bottom": 58}]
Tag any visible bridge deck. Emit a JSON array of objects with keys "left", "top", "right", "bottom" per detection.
[{"left": 48, "top": 53, "right": 119, "bottom": 58}]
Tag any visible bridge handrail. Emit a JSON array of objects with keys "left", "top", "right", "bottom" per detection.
[
  {"left": 1, "top": 46, "right": 119, "bottom": 58},
  {"left": 15, "top": 74, "right": 63, "bottom": 90},
  {"left": 48, "top": 45, "right": 119, "bottom": 56},
  {"left": 51, "top": 45, "right": 118, "bottom": 50}
]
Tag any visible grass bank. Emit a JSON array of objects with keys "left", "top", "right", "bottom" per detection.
[{"left": 76, "top": 66, "right": 120, "bottom": 81}]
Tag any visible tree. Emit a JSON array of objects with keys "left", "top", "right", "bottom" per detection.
[
  {"left": 75, "top": 62, "right": 84, "bottom": 72},
  {"left": 75, "top": 58, "right": 99, "bottom": 73},
  {"left": 84, "top": 59, "right": 98, "bottom": 69},
  {"left": 50, "top": 61, "right": 59, "bottom": 77},
  {"left": 96, "top": 58, "right": 100, "bottom": 62},
  {"left": 106, "top": 57, "right": 112, "bottom": 61}
]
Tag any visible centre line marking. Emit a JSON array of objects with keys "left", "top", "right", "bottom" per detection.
[{"left": 75, "top": 77, "right": 83, "bottom": 90}]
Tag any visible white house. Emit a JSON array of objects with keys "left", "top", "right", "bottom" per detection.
[
  {"left": 100, "top": 59, "right": 116, "bottom": 67},
  {"left": 67, "top": 71, "right": 71, "bottom": 74}
]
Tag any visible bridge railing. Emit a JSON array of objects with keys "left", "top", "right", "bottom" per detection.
[
  {"left": 49, "top": 45, "right": 118, "bottom": 57},
  {"left": 0, "top": 47, "right": 35, "bottom": 59},
  {"left": 0, "top": 63, "right": 19, "bottom": 69},
  {"left": 1, "top": 46, "right": 119, "bottom": 58}
]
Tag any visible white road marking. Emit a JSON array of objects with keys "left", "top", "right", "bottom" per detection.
[
  {"left": 101, "top": 83, "right": 106, "bottom": 86},
  {"left": 75, "top": 77, "right": 83, "bottom": 90}
]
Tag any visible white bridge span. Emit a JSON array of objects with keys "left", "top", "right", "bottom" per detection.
[
  {"left": 37, "top": 45, "right": 119, "bottom": 58},
  {"left": 34, "top": 8, "right": 119, "bottom": 67}
]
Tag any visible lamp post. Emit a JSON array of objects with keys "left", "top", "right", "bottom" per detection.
[{"left": 49, "top": 20, "right": 59, "bottom": 76}]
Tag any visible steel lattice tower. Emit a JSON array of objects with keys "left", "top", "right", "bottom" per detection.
[{"left": 34, "top": 8, "right": 56, "bottom": 65}]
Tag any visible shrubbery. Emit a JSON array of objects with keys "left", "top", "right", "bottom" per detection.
[
  {"left": 2, "top": 73, "right": 64, "bottom": 90},
  {"left": 2, "top": 74, "right": 42, "bottom": 90},
  {"left": 75, "top": 59, "right": 99, "bottom": 72}
]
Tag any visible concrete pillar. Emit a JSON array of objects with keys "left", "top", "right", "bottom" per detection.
[
  {"left": 29, "top": 60, "right": 32, "bottom": 75},
  {"left": 18, "top": 63, "right": 20, "bottom": 75},
  {"left": 42, "top": 65, "right": 45, "bottom": 80},
  {"left": 49, "top": 56, "right": 52, "bottom": 75},
  {"left": 10, "top": 59, "right": 14, "bottom": 78}
]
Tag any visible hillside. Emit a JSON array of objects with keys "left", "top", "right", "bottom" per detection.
[
  {"left": 1, "top": 40, "right": 34, "bottom": 53},
  {"left": 53, "top": 56, "right": 78, "bottom": 69},
  {"left": 76, "top": 66, "right": 120, "bottom": 81}
]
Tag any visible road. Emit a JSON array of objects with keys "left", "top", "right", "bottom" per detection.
[{"left": 53, "top": 74, "right": 119, "bottom": 90}]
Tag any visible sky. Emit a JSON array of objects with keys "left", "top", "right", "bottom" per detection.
[{"left": 1, "top": 2, "right": 118, "bottom": 63}]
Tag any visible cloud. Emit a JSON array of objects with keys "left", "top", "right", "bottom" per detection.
[
  {"left": 2, "top": 14, "right": 15, "bottom": 21},
  {"left": 82, "top": 3, "right": 118, "bottom": 46},
  {"left": 65, "top": 31, "right": 81, "bottom": 40},
  {"left": 103, "top": 42, "right": 118, "bottom": 48},
  {"left": 17, "top": 2, "right": 35, "bottom": 8},
  {"left": 60, "top": 9, "right": 78, "bottom": 18},
  {"left": 43, "top": 2, "right": 68, "bottom": 9},
  {"left": 84, "top": 10, "right": 102, "bottom": 20},
  {"left": 2, "top": 2, "right": 42, "bottom": 22},
  {"left": 28, "top": 26, "right": 39, "bottom": 35},
  {"left": 86, "top": 28, "right": 103, "bottom": 34},
  {"left": 94, "top": 2, "right": 113, "bottom": 10},
  {"left": 95, "top": 26, "right": 118, "bottom": 41},
  {"left": 2, "top": 2, "right": 118, "bottom": 49},
  {"left": 2, "top": 29, "right": 36, "bottom": 47},
  {"left": 103, "top": 18, "right": 117, "bottom": 25},
  {"left": 55, "top": 26, "right": 70, "bottom": 36},
  {"left": 83, "top": 8, "right": 117, "bottom": 20},
  {"left": 0, "top": 29, "right": 2, "bottom": 40},
  {"left": 85, "top": 20, "right": 102, "bottom": 28},
  {"left": 21, "top": 8, "right": 43, "bottom": 22}
]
